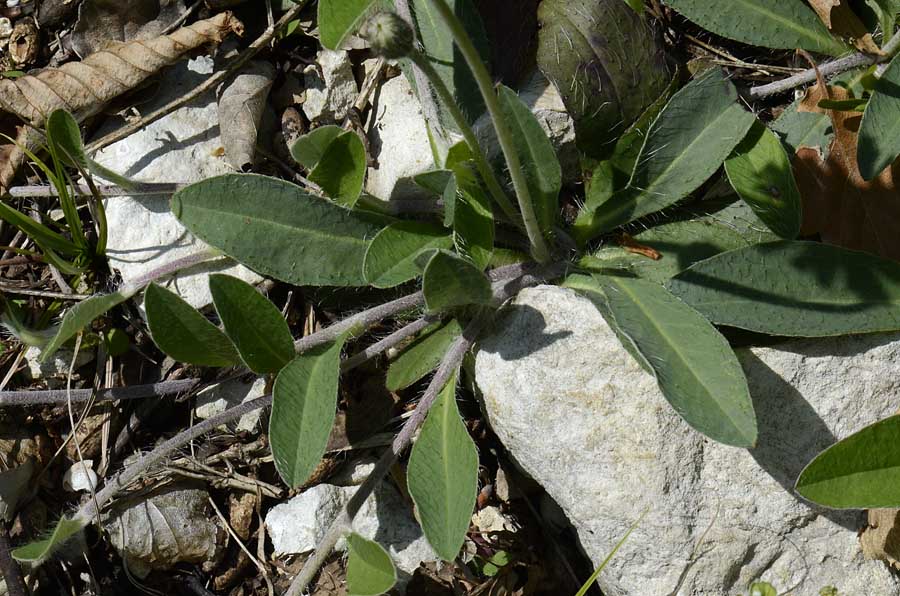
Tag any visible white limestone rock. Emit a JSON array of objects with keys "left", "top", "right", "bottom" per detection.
[
  {"left": 92, "top": 56, "right": 262, "bottom": 311},
  {"left": 302, "top": 49, "right": 357, "bottom": 124},
  {"left": 474, "top": 285, "right": 900, "bottom": 596},
  {"left": 194, "top": 376, "right": 266, "bottom": 433},
  {"left": 266, "top": 482, "right": 437, "bottom": 584},
  {"left": 23, "top": 345, "right": 93, "bottom": 387},
  {"left": 62, "top": 459, "right": 97, "bottom": 493}
]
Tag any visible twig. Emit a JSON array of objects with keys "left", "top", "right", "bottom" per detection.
[
  {"left": 7, "top": 183, "right": 186, "bottom": 198},
  {"left": 0, "top": 523, "right": 27, "bottom": 596},
  {"left": 285, "top": 314, "right": 487, "bottom": 596},
  {"left": 0, "top": 378, "right": 200, "bottom": 406},
  {"left": 748, "top": 29, "right": 900, "bottom": 99},
  {"left": 0, "top": 286, "right": 91, "bottom": 300},
  {"left": 340, "top": 314, "right": 439, "bottom": 372},
  {"left": 85, "top": 1, "right": 311, "bottom": 153}
]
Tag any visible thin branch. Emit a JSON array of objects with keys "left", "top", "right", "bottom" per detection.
[
  {"left": 340, "top": 314, "right": 439, "bottom": 372},
  {"left": 285, "top": 314, "right": 486, "bottom": 596},
  {"left": 7, "top": 183, "right": 186, "bottom": 198},
  {"left": 0, "top": 378, "right": 200, "bottom": 406},
  {"left": 0, "top": 286, "right": 92, "bottom": 300},
  {"left": 748, "top": 29, "right": 900, "bottom": 99},
  {"left": 84, "top": 0, "right": 312, "bottom": 154}
]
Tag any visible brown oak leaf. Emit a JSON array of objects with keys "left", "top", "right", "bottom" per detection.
[
  {"left": 793, "top": 77, "right": 900, "bottom": 261},
  {"left": 808, "top": 0, "right": 881, "bottom": 54}
]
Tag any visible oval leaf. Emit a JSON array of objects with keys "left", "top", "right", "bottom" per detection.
[
  {"left": 318, "top": 0, "right": 376, "bottom": 50},
  {"left": 364, "top": 221, "right": 454, "bottom": 288},
  {"left": 387, "top": 319, "right": 463, "bottom": 391},
  {"left": 796, "top": 415, "right": 900, "bottom": 508},
  {"left": 209, "top": 274, "right": 294, "bottom": 374},
  {"left": 290, "top": 125, "right": 344, "bottom": 170},
  {"left": 309, "top": 131, "right": 367, "bottom": 207},
  {"left": 580, "top": 275, "right": 757, "bottom": 447},
  {"left": 664, "top": 0, "right": 848, "bottom": 55},
  {"left": 172, "top": 174, "right": 384, "bottom": 287},
  {"left": 498, "top": 85, "right": 561, "bottom": 236},
  {"left": 41, "top": 290, "right": 131, "bottom": 362},
  {"left": 346, "top": 533, "right": 397, "bottom": 596},
  {"left": 451, "top": 162, "right": 494, "bottom": 270},
  {"left": 145, "top": 283, "right": 240, "bottom": 367},
  {"left": 858, "top": 52, "right": 900, "bottom": 180},
  {"left": 578, "top": 69, "right": 756, "bottom": 240},
  {"left": 407, "top": 374, "right": 478, "bottom": 560},
  {"left": 422, "top": 250, "right": 493, "bottom": 312},
  {"left": 270, "top": 336, "right": 345, "bottom": 488},
  {"left": 12, "top": 517, "right": 84, "bottom": 563},
  {"left": 46, "top": 109, "right": 89, "bottom": 171},
  {"left": 725, "top": 119, "right": 802, "bottom": 239},
  {"left": 666, "top": 241, "right": 900, "bottom": 337}
]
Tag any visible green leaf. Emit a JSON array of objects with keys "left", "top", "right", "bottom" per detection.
[
  {"left": 749, "top": 582, "right": 778, "bottom": 596},
  {"left": 172, "top": 174, "right": 384, "bottom": 287},
  {"left": 407, "top": 374, "right": 478, "bottom": 560},
  {"left": 498, "top": 85, "right": 561, "bottom": 236},
  {"left": 422, "top": 250, "right": 493, "bottom": 312},
  {"left": 41, "top": 290, "right": 131, "bottom": 362},
  {"left": 290, "top": 125, "right": 343, "bottom": 169},
  {"left": 145, "top": 284, "right": 240, "bottom": 367},
  {"left": 363, "top": 221, "right": 453, "bottom": 288},
  {"left": 724, "top": 120, "right": 802, "bottom": 239},
  {"left": 346, "top": 533, "right": 397, "bottom": 596},
  {"left": 270, "top": 337, "right": 345, "bottom": 488},
  {"left": 623, "top": 0, "right": 644, "bottom": 14},
  {"left": 412, "top": 169, "right": 454, "bottom": 197},
  {"left": 536, "top": 0, "right": 669, "bottom": 156},
  {"left": 796, "top": 415, "right": 900, "bottom": 508},
  {"left": 858, "top": 52, "right": 900, "bottom": 180},
  {"left": 666, "top": 241, "right": 900, "bottom": 337},
  {"left": 579, "top": 219, "right": 749, "bottom": 284},
  {"left": 387, "top": 319, "right": 463, "bottom": 391},
  {"left": 578, "top": 69, "right": 756, "bottom": 239},
  {"left": 209, "top": 274, "right": 294, "bottom": 374},
  {"left": 318, "top": 0, "right": 376, "bottom": 49},
  {"left": 409, "top": 0, "right": 489, "bottom": 127},
  {"left": 664, "top": 0, "right": 849, "bottom": 55},
  {"left": 579, "top": 275, "right": 757, "bottom": 447},
  {"left": 12, "top": 517, "right": 84, "bottom": 563},
  {"left": 771, "top": 99, "right": 833, "bottom": 156},
  {"left": 309, "top": 131, "right": 367, "bottom": 207},
  {"left": 451, "top": 162, "right": 494, "bottom": 270},
  {"left": 46, "top": 109, "right": 136, "bottom": 189},
  {"left": 0, "top": 199, "right": 79, "bottom": 256}
]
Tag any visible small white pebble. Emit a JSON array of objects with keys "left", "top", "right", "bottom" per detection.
[{"left": 63, "top": 460, "right": 98, "bottom": 493}]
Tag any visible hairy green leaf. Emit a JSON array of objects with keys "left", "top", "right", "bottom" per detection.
[
  {"left": 407, "top": 374, "right": 478, "bottom": 560},
  {"left": 270, "top": 337, "right": 345, "bottom": 488},
  {"left": 422, "top": 250, "right": 492, "bottom": 312},
  {"left": 666, "top": 241, "right": 900, "bottom": 336},
  {"left": 577, "top": 69, "right": 756, "bottom": 240},
  {"left": 145, "top": 284, "right": 240, "bottom": 367},
  {"left": 172, "top": 174, "right": 384, "bottom": 287},
  {"left": 498, "top": 85, "right": 561, "bottom": 236},
  {"left": 364, "top": 221, "right": 453, "bottom": 288},
  {"left": 451, "top": 162, "right": 494, "bottom": 270},
  {"left": 290, "top": 125, "right": 343, "bottom": 170},
  {"left": 309, "top": 131, "right": 367, "bottom": 207},
  {"left": 725, "top": 120, "right": 802, "bottom": 239},
  {"left": 346, "top": 533, "right": 397, "bottom": 596},
  {"left": 387, "top": 319, "right": 463, "bottom": 391},
  {"left": 581, "top": 275, "right": 757, "bottom": 447},
  {"left": 796, "top": 415, "right": 900, "bottom": 508},
  {"left": 771, "top": 100, "right": 833, "bottom": 156},
  {"left": 209, "top": 274, "right": 294, "bottom": 374},
  {"left": 47, "top": 109, "right": 136, "bottom": 189},
  {"left": 318, "top": 0, "right": 376, "bottom": 49},
  {"left": 41, "top": 290, "right": 131, "bottom": 362},
  {"left": 12, "top": 517, "right": 83, "bottom": 563},
  {"left": 536, "top": 0, "right": 668, "bottom": 156},
  {"left": 664, "top": 0, "right": 848, "bottom": 55},
  {"left": 858, "top": 52, "right": 900, "bottom": 180}
]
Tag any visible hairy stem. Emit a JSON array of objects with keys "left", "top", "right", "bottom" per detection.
[
  {"left": 340, "top": 314, "right": 439, "bottom": 372},
  {"left": 0, "top": 378, "right": 200, "bottom": 406},
  {"left": 122, "top": 249, "right": 223, "bottom": 297},
  {"left": 422, "top": 0, "right": 551, "bottom": 263},
  {"left": 748, "top": 29, "right": 900, "bottom": 99},
  {"left": 285, "top": 314, "right": 486, "bottom": 596},
  {"left": 408, "top": 51, "right": 523, "bottom": 228}
]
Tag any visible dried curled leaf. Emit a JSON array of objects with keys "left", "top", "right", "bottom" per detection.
[
  {"left": 861, "top": 509, "right": 900, "bottom": 569},
  {"left": 808, "top": 0, "right": 881, "bottom": 53},
  {"left": 0, "top": 11, "right": 243, "bottom": 127}
]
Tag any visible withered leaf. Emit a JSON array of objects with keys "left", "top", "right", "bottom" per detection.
[
  {"left": 808, "top": 0, "right": 881, "bottom": 54},
  {"left": 0, "top": 11, "right": 243, "bottom": 190},
  {"left": 793, "top": 78, "right": 900, "bottom": 260},
  {"left": 861, "top": 508, "right": 900, "bottom": 569}
]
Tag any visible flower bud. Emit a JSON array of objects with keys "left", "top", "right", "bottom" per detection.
[{"left": 362, "top": 12, "right": 414, "bottom": 59}]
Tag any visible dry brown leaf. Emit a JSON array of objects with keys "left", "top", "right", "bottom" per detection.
[
  {"left": 217, "top": 60, "right": 275, "bottom": 171},
  {"left": 70, "top": 0, "right": 188, "bottom": 57},
  {"left": 808, "top": 0, "right": 881, "bottom": 54},
  {"left": 861, "top": 509, "right": 900, "bottom": 569},
  {"left": 0, "top": 11, "right": 243, "bottom": 190},
  {"left": 793, "top": 77, "right": 900, "bottom": 260}
]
